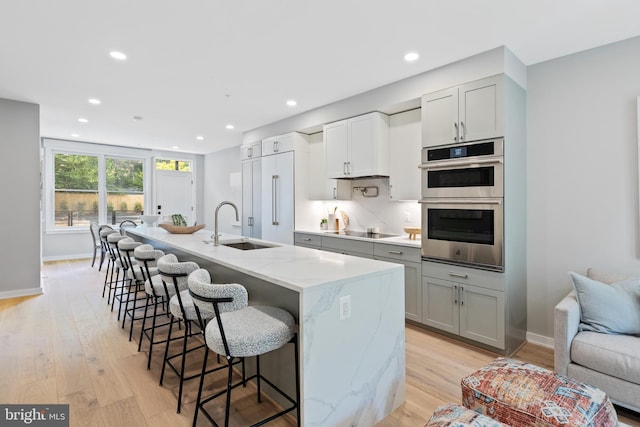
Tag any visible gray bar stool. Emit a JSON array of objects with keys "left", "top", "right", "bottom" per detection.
[
  {"left": 188, "top": 268, "right": 300, "bottom": 427},
  {"left": 157, "top": 254, "right": 216, "bottom": 414},
  {"left": 134, "top": 244, "right": 169, "bottom": 370}
]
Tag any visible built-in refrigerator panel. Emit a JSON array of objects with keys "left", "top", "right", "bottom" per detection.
[{"left": 241, "top": 157, "right": 261, "bottom": 238}]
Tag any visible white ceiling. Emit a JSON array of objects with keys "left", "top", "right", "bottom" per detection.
[{"left": 1, "top": 0, "right": 639, "bottom": 155}]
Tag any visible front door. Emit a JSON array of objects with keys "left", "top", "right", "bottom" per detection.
[{"left": 155, "top": 170, "right": 193, "bottom": 225}]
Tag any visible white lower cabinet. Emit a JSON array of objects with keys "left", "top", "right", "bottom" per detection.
[{"left": 421, "top": 262, "right": 505, "bottom": 350}]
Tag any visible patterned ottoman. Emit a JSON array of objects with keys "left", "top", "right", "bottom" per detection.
[
  {"left": 426, "top": 403, "right": 508, "bottom": 427},
  {"left": 461, "top": 358, "right": 618, "bottom": 426}
]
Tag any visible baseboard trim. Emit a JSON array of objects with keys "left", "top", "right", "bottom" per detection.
[
  {"left": 526, "top": 331, "right": 554, "bottom": 349},
  {"left": 43, "top": 253, "right": 91, "bottom": 262},
  {"left": 0, "top": 287, "right": 43, "bottom": 300}
]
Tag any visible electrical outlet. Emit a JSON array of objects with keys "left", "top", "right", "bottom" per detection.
[
  {"left": 340, "top": 295, "right": 351, "bottom": 320},
  {"left": 404, "top": 211, "right": 411, "bottom": 222}
]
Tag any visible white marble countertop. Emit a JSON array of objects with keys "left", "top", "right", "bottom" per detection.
[
  {"left": 294, "top": 228, "right": 422, "bottom": 248},
  {"left": 126, "top": 226, "right": 403, "bottom": 293}
]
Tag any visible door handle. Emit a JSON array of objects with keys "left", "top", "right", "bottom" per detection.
[
  {"left": 347, "top": 161, "right": 351, "bottom": 175},
  {"left": 248, "top": 216, "right": 254, "bottom": 226},
  {"left": 273, "top": 140, "right": 279, "bottom": 152},
  {"left": 387, "top": 251, "right": 403, "bottom": 255},
  {"left": 302, "top": 238, "right": 312, "bottom": 241},
  {"left": 460, "top": 121, "right": 465, "bottom": 141},
  {"left": 333, "top": 187, "right": 337, "bottom": 199},
  {"left": 247, "top": 146, "right": 253, "bottom": 158},
  {"left": 460, "top": 286, "right": 464, "bottom": 306},
  {"left": 453, "top": 122, "right": 458, "bottom": 141},
  {"left": 343, "top": 162, "right": 347, "bottom": 175},
  {"left": 272, "top": 175, "right": 279, "bottom": 225},
  {"left": 448, "top": 271, "right": 468, "bottom": 279},
  {"left": 453, "top": 285, "right": 458, "bottom": 304}
]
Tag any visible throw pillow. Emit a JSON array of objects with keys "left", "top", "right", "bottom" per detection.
[{"left": 568, "top": 272, "right": 640, "bottom": 335}]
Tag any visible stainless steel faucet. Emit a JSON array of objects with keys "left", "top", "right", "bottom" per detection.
[{"left": 214, "top": 201, "right": 239, "bottom": 246}]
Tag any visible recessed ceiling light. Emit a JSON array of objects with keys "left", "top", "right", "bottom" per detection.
[
  {"left": 172, "top": 146, "right": 179, "bottom": 150},
  {"left": 286, "top": 99, "right": 297, "bottom": 107},
  {"left": 225, "top": 124, "right": 234, "bottom": 130},
  {"left": 196, "top": 135, "right": 204, "bottom": 141},
  {"left": 88, "top": 98, "right": 101, "bottom": 105},
  {"left": 110, "top": 51, "right": 127, "bottom": 60},
  {"left": 78, "top": 118, "right": 88, "bottom": 123},
  {"left": 133, "top": 116, "right": 143, "bottom": 121},
  {"left": 404, "top": 52, "right": 419, "bottom": 62},
  {"left": 71, "top": 133, "right": 79, "bottom": 137}
]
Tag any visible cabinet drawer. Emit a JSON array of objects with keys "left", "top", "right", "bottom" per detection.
[
  {"left": 321, "top": 236, "right": 374, "bottom": 256},
  {"left": 294, "top": 232, "right": 322, "bottom": 248},
  {"left": 374, "top": 243, "right": 420, "bottom": 263},
  {"left": 422, "top": 260, "right": 504, "bottom": 292}
]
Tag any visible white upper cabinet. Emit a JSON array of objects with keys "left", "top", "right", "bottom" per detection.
[
  {"left": 324, "top": 112, "right": 389, "bottom": 178},
  {"left": 389, "top": 109, "right": 421, "bottom": 201},
  {"left": 262, "top": 132, "right": 299, "bottom": 156},
  {"left": 240, "top": 141, "right": 262, "bottom": 160},
  {"left": 307, "top": 132, "right": 351, "bottom": 201},
  {"left": 422, "top": 75, "right": 504, "bottom": 147}
]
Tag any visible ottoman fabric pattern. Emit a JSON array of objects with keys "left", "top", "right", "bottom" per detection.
[
  {"left": 461, "top": 358, "right": 618, "bottom": 427},
  {"left": 426, "top": 403, "right": 509, "bottom": 427}
]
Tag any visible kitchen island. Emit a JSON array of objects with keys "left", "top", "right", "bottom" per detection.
[{"left": 126, "top": 226, "right": 405, "bottom": 427}]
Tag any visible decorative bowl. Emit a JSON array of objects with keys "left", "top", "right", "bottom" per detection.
[
  {"left": 158, "top": 223, "right": 206, "bottom": 234},
  {"left": 403, "top": 227, "right": 421, "bottom": 240},
  {"left": 140, "top": 215, "right": 160, "bottom": 226}
]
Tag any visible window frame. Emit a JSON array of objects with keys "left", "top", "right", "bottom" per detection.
[{"left": 42, "top": 139, "right": 153, "bottom": 233}]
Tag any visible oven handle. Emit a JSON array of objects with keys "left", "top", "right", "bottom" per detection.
[
  {"left": 419, "top": 198, "right": 502, "bottom": 205},
  {"left": 418, "top": 157, "right": 503, "bottom": 170}
]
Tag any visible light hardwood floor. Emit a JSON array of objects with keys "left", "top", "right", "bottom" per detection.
[{"left": 1, "top": 259, "right": 638, "bottom": 426}]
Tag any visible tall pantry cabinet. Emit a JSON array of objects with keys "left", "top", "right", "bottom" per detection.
[
  {"left": 260, "top": 132, "right": 311, "bottom": 245},
  {"left": 240, "top": 141, "right": 262, "bottom": 238}
]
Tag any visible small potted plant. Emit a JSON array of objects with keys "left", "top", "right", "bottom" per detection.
[{"left": 320, "top": 218, "right": 328, "bottom": 230}]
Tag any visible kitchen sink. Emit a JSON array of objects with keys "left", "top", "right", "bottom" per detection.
[{"left": 221, "top": 240, "right": 278, "bottom": 250}]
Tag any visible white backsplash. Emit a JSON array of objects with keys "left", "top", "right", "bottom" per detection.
[{"left": 308, "top": 177, "right": 421, "bottom": 236}]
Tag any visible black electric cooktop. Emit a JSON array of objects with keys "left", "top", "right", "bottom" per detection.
[{"left": 325, "top": 230, "right": 399, "bottom": 239}]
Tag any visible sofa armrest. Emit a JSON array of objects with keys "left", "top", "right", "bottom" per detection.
[{"left": 554, "top": 291, "right": 580, "bottom": 376}]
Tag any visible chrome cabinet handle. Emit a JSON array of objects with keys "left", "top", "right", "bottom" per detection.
[
  {"left": 460, "top": 286, "right": 464, "bottom": 306},
  {"left": 388, "top": 251, "right": 403, "bottom": 255},
  {"left": 347, "top": 161, "right": 351, "bottom": 175},
  {"left": 460, "top": 121, "right": 465, "bottom": 140},
  {"left": 302, "top": 238, "right": 312, "bottom": 241},
  {"left": 453, "top": 285, "right": 458, "bottom": 304},
  {"left": 453, "top": 122, "right": 458, "bottom": 141},
  {"left": 272, "top": 175, "right": 279, "bottom": 225},
  {"left": 247, "top": 146, "right": 253, "bottom": 158},
  {"left": 248, "top": 216, "right": 254, "bottom": 226},
  {"left": 448, "top": 271, "right": 468, "bottom": 279},
  {"left": 333, "top": 187, "right": 337, "bottom": 199},
  {"left": 273, "top": 140, "right": 279, "bottom": 152},
  {"left": 343, "top": 162, "right": 348, "bottom": 175}
]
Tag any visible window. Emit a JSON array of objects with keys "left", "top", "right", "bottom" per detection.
[
  {"left": 156, "top": 159, "right": 191, "bottom": 171},
  {"left": 54, "top": 153, "right": 99, "bottom": 227},
  {"left": 106, "top": 157, "right": 144, "bottom": 224}
]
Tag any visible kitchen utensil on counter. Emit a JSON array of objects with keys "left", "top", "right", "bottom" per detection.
[
  {"left": 404, "top": 227, "right": 421, "bottom": 240},
  {"left": 366, "top": 226, "right": 379, "bottom": 234}
]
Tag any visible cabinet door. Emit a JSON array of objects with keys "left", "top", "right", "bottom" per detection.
[
  {"left": 459, "top": 76, "right": 503, "bottom": 142},
  {"left": 422, "top": 87, "right": 458, "bottom": 147},
  {"left": 242, "top": 159, "right": 261, "bottom": 238},
  {"left": 348, "top": 114, "right": 376, "bottom": 177},
  {"left": 261, "top": 152, "right": 294, "bottom": 244},
  {"left": 389, "top": 109, "right": 421, "bottom": 200},
  {"left": 421, "top": 276, "right": 459, "bottom": 334},
  {"left": 324, "top": 120, "right": 349, "bottom": 178},
  {"left": 459, "top": 284, "right": 504, "bottom": 349},
  {"left": 378, "top": 256, "right": 421, "bottom": 322},
  {"left": 308, "top": 132, "right": 352, "bottom": 200}
]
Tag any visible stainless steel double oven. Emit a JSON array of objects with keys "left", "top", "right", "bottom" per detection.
[{"left": 419, "top": 138, "right": 504, "bottom": 271}]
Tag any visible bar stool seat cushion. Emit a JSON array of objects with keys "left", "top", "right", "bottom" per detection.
[
  {"left": 205, "top": 305, "right": 295, "bottom": 358},
  {"left": 145, "top": 274, "right": 165, "bottom": 296},
  {"left": 169, "top": 289, "right": 214, "bottom": 321}
]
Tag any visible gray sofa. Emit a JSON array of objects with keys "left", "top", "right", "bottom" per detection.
[{"left": 555, "top": 290, "right": 640, "bottom": 412}]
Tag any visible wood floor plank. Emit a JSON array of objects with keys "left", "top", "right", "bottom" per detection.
[{"left": 0, "top": 259, "right": 637, "bottom": 427}]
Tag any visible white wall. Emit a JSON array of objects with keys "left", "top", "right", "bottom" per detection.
[
  {"left": 203, "top": 146, "right": 242, "bottom": 235},
  {"left": 527, "top": 35, "right": 640, "bottom": 338},
  {"left": 0, "top": 98, "right": 41, "bottom": 298}
]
